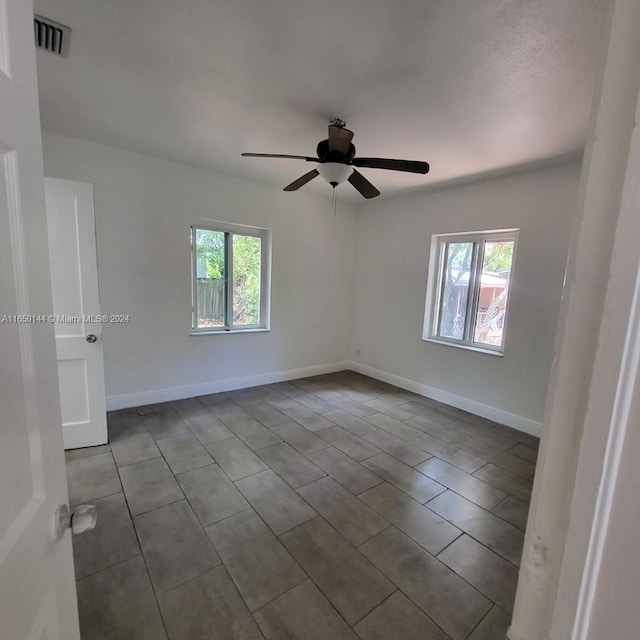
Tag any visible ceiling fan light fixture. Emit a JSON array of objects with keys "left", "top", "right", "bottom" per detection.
[
  {"left": 317, "top": 162, "right": 353, "bottom": 186},
  {"left": 242, "top": 120, "right": 429, "bottom": 198}
]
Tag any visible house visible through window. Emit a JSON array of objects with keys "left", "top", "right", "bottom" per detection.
[
  {"left": 424, "top": 230, "right": 517, "bottom": 353},
  {"left": 191, "top": 222, "right": 270, "bottom": 333}
]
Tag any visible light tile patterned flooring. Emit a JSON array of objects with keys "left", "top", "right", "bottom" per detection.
[{"left": 65, "top": 371, "right": 538, "bottom": 640}]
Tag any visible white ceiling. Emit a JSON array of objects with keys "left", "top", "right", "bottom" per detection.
[{"left": 34, "top": 0, "right": 608, "bottom": 201}]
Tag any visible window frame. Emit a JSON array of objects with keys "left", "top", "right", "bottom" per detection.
[
  {"left": 423, "top": 229, "right": 518, "bottom": 355},
  {"left": 190, "top": 220, "right": 271, "bottom": 335}
]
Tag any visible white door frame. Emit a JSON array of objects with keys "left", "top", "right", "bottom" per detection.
[{"left": 509, "top": 0, "right": 640, "bottom": 638}]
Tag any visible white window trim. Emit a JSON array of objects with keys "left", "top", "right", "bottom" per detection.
[
  {"left": 422, "top": 228, "right": 519, "bottom": 355},
  {"left": 190, "top": 219, "right": 272, "bottom": 335}
]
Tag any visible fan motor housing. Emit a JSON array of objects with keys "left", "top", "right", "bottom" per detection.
[{"left": 317, "top": 140, "right": 356, "bottom": 163}]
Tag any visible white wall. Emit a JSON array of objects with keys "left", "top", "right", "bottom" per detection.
[
  {"left": 41, "top": 132, "right": 579, "bottom": 429},
  {"left": 351, "top": 163, "right": 581, "bottom": 431},
  {"left": 41, "top": 133, "right": 357, "bottom": 408}
]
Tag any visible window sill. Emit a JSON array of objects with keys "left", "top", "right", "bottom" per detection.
[
  {"left": 190, "top": 327, "right": 270, "bottom": 336},
  {"left": 423, "top": 336, "right": 504, "bottom": 357}
]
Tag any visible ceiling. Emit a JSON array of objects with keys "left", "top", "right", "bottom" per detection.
[{"left": 34, "top": 0, "right": 608, "bottom": 201}]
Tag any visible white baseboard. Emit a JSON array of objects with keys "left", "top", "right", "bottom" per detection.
[
  {"left": 506, "top": 626, "right": 526, "bottom": 640},
  {"left": 106, "top": 361, "right": 350, "bottom": 411},
  {"left": 107, "top": 359, "right": 543, "bottom": 437},
  {"left": 345, "top": 360, "right": 543, "bottom": 437}
]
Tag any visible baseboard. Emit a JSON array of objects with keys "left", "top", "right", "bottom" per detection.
[
  {"left": 106, "top": 361, "right": 350, "bottom": 411},
  {"left": 106, "top": 359, "right": 543, "bottom": 437},
  {"left": 506, "top": 626, "right": 526, "bottom": 640},
  {"left": 345, "top": 360, "right": 543, "bottom": 437}
]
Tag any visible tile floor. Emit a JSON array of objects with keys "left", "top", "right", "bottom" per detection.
[{"left": 65, "top": 371, "right": 538, "bottom": 640}]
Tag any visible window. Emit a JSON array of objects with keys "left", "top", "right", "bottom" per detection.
[
  {"left": 191, "top": 221, "right": 270, "bottom": 333},
  {"left": 424, "top": 229, "right": 517, "bottom": 354}
]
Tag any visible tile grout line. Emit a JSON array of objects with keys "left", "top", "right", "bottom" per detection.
[
  {"left": 422, "top": 492, "right": 524, "bottom": 570},
  {"left": 275, "top": 514, "right": 399, "bottom": 634},
  {"left": 346, "top": 588, "right": 401, "bottom": 630},
  {"left": 434, "top": 531, "right": 465, "bottom": 558},
  {"left": 190, "top": 434, "right": 324, "bottom": 619},
  {"left": 208, "top": 504, "right": 312, "bottom": 617},
  {"left": 89, "top": 373, "right": 535, "bottom": 636},
  {"left": 124, "top": 412, "right": 309, "bottom": 631},
  {"left": 249, "top": 575, "right": 361, "bottom": 637},
  {"left": 355, "top": 522, "right": 511, "bottom": 617},
  {"left": 462, "top": 603, "right": 508, "bottom": 640},
  {"left": 74, "top": 552, "right": 143, "bottom": 583},
  {"left": 127, "top": 387, "right": 529, "bottom": 546},
  {"left": 112, "top": 455, "right": 173, "bottom": 640}
]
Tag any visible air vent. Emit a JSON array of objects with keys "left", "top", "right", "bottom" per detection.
[{"left": 34, "top": 15, "right": 71, "bottom": 57}]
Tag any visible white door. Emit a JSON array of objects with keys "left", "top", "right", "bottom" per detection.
[
  {"left": 45, "top": 178, "right": 108, "bottom": 450},
  {"left": 0, "top": 1, "right": 80, "bottom": 639}
]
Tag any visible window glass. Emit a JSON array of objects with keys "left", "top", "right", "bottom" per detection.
[
  {"left": 438, "top": 242, "right": 474, "bottom": 340},
  {"left": 192, "top": 224, "right": 269, "bottom": 333},
  {"left": 473, "top": 240, "right": 514, "bottom": 348},
  {"left": 425, "top": 231, "right": 517, "bottom": 353},
  {"left": 232, "top": 234, "right": 261, "bottom": 326},
  {"left": 195, "top": 229, "right": 225, "bottom": 329}
]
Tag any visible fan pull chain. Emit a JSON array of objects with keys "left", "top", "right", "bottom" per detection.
[{"left": 332, "top": 185, "right": 337, "bottom": 216}]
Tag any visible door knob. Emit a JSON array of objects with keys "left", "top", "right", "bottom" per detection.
[
  {"left": 54, "top": 504, "right": 98, "bottom": 540},
  {"left": 86, "top": 333, "right": 98, "bottom": 343}
]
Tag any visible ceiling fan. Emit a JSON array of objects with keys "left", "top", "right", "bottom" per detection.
[{"left": 242, "top": 118, "right": 430, "bottom": 199}]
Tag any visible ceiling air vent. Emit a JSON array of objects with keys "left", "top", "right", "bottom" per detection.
[{"left": 34, "top": 15, "right": 71, "bottom": 57}]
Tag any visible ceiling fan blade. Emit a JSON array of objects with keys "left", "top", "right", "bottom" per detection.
[
  {"left": 242, "top": 153, "right": 318, "bottom": 161},
  {"left": 328, "top": 125, "right": 354, "bottom": 155},
  {"left": 348, "top": 169, "right": 380, "bottom": 199},
  {"left": 283, "top": 169, "right": 320, "bottom": 191},
  {"left": 352, "top": 157, "right": 430, "bottom": 174}
]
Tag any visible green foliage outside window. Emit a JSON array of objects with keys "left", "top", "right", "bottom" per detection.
[
  {"left": 195, "top": 228, "right": 261, "bottom": 326},
  {"left": 196, "top": 229, "right": 225, "bottom": 279},
  {"left": 233, "top": 234, "right": 261, "bottom": 325},
  {"left": 484, "top": 241, "right": 513, "bottom": 273}
]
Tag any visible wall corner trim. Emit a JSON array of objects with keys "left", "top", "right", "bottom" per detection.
[
  {"left": 105, "top": 361, "right": 351, "bottom": 410},
  {"left": 345, "top": 360, "right": 543, "bottom": 437}
]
